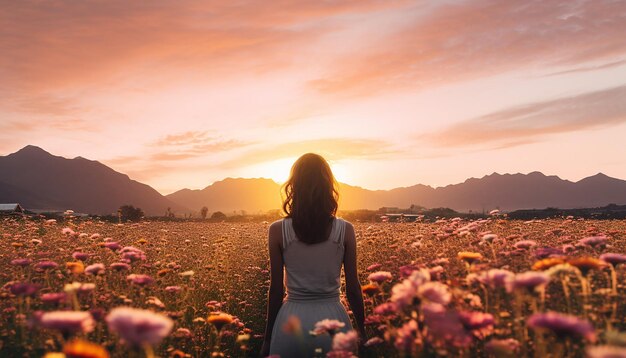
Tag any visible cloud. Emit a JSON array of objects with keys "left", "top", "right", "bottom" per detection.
[
  {"left": 0, "top": 0, "right": 410, "bottom": 114},
  {"left": 421, "top": 85, "right": 626, "bottom": 149},
  {"left": 310, "top": 0, "right": 626, "bottom": 97}
]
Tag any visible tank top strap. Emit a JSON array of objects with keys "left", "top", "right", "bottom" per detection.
[
  {"left": 332, "top": 217, "right": 346, "bottom": 247},
  {"left": 282, "top": 218, "right": 297, "bottom": 249}
]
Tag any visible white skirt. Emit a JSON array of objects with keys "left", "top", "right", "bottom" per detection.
[{"left": 269, "top": 298, "right": 353, "bottom": 358}]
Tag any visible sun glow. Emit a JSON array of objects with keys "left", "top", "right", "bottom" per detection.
[{"left": 248, "top": 157, "right": 352, "bottom": 185}]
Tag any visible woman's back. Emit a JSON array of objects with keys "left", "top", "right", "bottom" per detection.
[
  {"left": 269, "top": 217, "right": 352, "bottom": 357},
  {"left": 281, "top": 217, "right": 346, "bottom": 302}
]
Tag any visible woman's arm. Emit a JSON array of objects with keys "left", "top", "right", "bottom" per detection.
[
  {"left": 343, "top": 222, "right": 366, "bottom": 337},
  {"left": 261, "top": 222, "right": 285, "bottom": 355}
]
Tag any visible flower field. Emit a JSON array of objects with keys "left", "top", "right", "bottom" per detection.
[{"left": 1, "top": 216, "right": 626, "bottom": 357}]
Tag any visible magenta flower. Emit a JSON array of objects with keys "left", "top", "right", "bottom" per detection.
[
  {"left": 40, "top": 310, "right": 95, "bottom": 335},
  {"left": 534, "top": 247, "right": 563, "bottom": 259},
  {"left": 106, "top": 307, "right": 174, "bottom": 346},
  {"left": 366, "top": 263, "right": 382, "bottom": 271},
  {"left": 527, "top": 312, "right": 596, "bottom": 342},
  {"left": 121, "top": 246, "right": 147, "bottom": 262},
  {"left": 10, "top": 258, "right": 31, "bottom": 267}
]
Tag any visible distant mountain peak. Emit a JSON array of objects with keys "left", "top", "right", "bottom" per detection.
[{"left": 12, "top": 145, "right": 51, "bottom": 157}]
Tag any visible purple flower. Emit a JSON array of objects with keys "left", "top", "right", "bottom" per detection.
[
  {"left": 126, "top": 274, "right": 154, "bottom": 286},
  {"left": 104, "top": 242, "right": 121, "bottom": 251},
  {"left": 106, "top": 307, "right": 174, "bottom": 347},
  {"left": 72, "top": 252, "right": 90, "bottom": 261},
  {"left": 527, "top": 312, "right": 596, "bottom": 342},
  {"left": 599, "top": 253, "right": 626, "bottom": 267},
  {"left": 5, "top": 282, "right": 40, "bottom": 297},
  {"left": 10, "top": 258, "right": 31, "bottom": 267},
  {"left": 40, "top": 310, "right": 95, "bottom": 335},
  {"left": 35, "top": 260, "right": 59, "bottom": 270}
]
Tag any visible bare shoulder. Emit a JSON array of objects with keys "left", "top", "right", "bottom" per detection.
[{"left": 268, "top": 219, "right": 283, "bottom": 245}]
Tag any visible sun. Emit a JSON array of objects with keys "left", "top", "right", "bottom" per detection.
[{"left": 249, "top": 157, "right": 351, "bottom": 184}]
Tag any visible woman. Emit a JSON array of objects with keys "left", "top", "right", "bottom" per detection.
[{"left": 261, "top": 153, "right": 366, "bottom": 357}]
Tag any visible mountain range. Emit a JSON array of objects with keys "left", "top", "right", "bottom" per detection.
[{"left": 2, "top": 145, "right": 626, "bottom": 215}]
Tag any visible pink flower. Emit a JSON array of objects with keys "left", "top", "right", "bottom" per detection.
[
  {"left": 126, "top": 274, "right": 154, "bottom": 286},
  {"left": 458, "top": 311, "right": 495, "bottom": 338},
  {"left": 367, "top": 271, "right": 392, "bottom": 283},
  {"left": 35, "top": 260, "right": 58, "bottom": 270},
  {"left": 106, "top": 307, "right": 174, "bottom": 346},
  {"left": 85, "top": 263, "right": 105, "bottom": 275},
  {"left": 310, "top": 319, "right": 345, "bottom": 335},
  {"left": 394, "top": 319, "right": 420, "bottom": 352},
  {"left": 418, "top": 282, "right": 451, "bottom": 305},
  {"left": 579, "top": 236, "right": 608, "bottom": 248},
  {"left": 527, "top": 312, "right": 596, "bottom": 342},
  {"left": 40, "top": 310, "right": 95, "bottom": 334},
  {"left": 41, "top": 292, "right": 67, "bottom": 304},
  {"left": 366, "top": 263, "right": 382, "bottom": 271},
  {"left": 514, "top": 240, "right": 537, "bottom": 250},
  {"left": 599, "top": 253, "right": 626, "bottom": 267},
  {"left": 332, "top": 330, "right": 358, "bottom": 351},
  {"left": 364, "top": 336, "right": 384, "bottom": 347},
  {"left": 110, "top": 262, "right": 131, "bottom": 271},
  {"left": 506, "top": 271, "right": 550, "bottom": 293},
  {"left": 104, "top": 242, "right": 121, "bottom": 251},
  {"left": 475, "top": 269, "right": 514, "bottom": 289}
]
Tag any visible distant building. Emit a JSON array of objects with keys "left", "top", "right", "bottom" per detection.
[{"left": 0, "top": 203, "right": 25, "bottom": 215}]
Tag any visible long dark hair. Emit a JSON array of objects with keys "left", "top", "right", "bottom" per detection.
[{"left": 281, "top": 153, "right": 339, "bottom": 244}]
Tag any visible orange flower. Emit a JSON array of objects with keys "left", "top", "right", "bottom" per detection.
[
  {"left": 568, "top": 257, "right": 607, "bottom": 276},
  {"left": 281, "top": 315, "right": 302, "bottom": 335},
  {"left": 157, "top": 269, "right": 172, "bottom": 277},
  {"left": 362, "top": 283, "right": 380, "bottom": 296},
  {"left": 532, "top": 258, "right": 566, "bottom": 271},
  {"left": 66, "top": 261, "right": 85, "bottom": 274},
  {"left": 136, "top": 238, "right": 148, "bottom": 245},
  {"left": 458, "top": 252, "right": 483, "bottom": 264},
  {"left": 63, "top": 339, "right": 110, "bottom": 358},
  {"left": 169, "top": 350, "right": 189, "bottom": 358},
  {"left": 207, "top": 313, "right": 234, "bottom": 331}
]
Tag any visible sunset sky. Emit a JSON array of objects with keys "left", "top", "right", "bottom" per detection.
[{"left": 1, "top": 0, "right": 625, "bottom": 194}]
